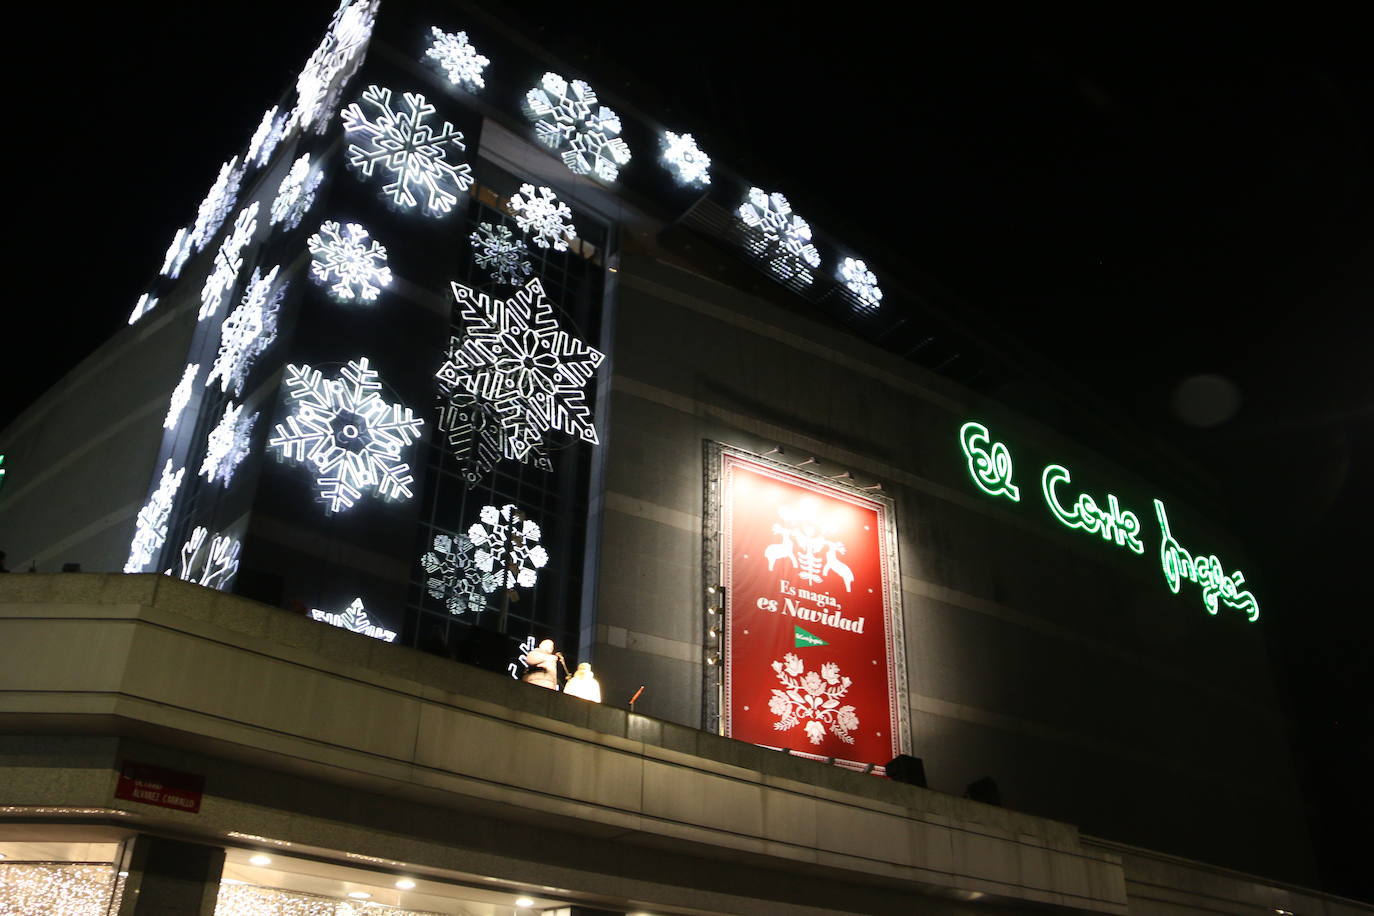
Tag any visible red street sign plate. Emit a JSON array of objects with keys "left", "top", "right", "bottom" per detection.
[{"left": 114, "top": 760, "right": 204, "bottom": 813}]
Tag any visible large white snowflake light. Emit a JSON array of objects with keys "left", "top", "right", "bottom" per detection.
[
  {"left": 128, "top": 293, "right": 157, "bottom": 325},
  {"left": 736, "top": 187, "right": 821, "bottom": 286},
  {"left": 425, "top": 27, "right": 490, "bottom": 91},
  {"left": 661, "top": 131, "right": 711, "bottom": 187},
  {"left": 124, "top": 460, "right": 185, "bottom": 573},
  {"left": 468, "top": 504, "right": 549, "bottom": 590},
  {"left": 420, "top": 531, "right": 496, "bottom": 616},
  {"left": 437, "top": 277, "right": 604, "bottom": 476},
  {"left": 839, "top": 257, "right": 883, "bottom": 312},
  {"left": 160, "top": 227, "right": 192, "bottom": 279},
  {"left": 289, "top": 0, "right": 378, "bottom": 134},
  {"left": 200, "top": 400, "right": 259, "bottom": 487},
  {"left": 191, "top": 157, "right": 243, "bottom": 251},
  {"left": 164, "top": 363, "right": 199, "bottom": 431},
  {"left": 246, "top": 105, "right": 286, "bottom": 169},
  {"left": 270, "top": 154, "right": 324, "bottom": 230},
  {"left": 523, "top": 72, "right": 632, "bottom": 182},
  {"left": 169, "top": 526, "right": 241, "bottom": 591},
  {"left": 208, "top": 266, "right": 284, "bottom": 396},
  {"left": 268, "top": 357, "right": 425, "bottom": 513},
  {"left": 310, "top": 598, "right": 396, "bottom": 641},
  {"left": 199, "top": 202, "right": 259, "bottom": 321},
  {"left": 342, "top": 84, "right": 474, "bottom": 216},
  {"left": 308, "top": 221, "right": 392, "bottom": 302},
  {"left": 508, "top": 184, "right": 577, "bottom": 252},
  {"left": 470, "top": 222, "right": 532, "bottom": 285},
  {"left": 768, "top": 654, "right": 860, "bottom": 746}
]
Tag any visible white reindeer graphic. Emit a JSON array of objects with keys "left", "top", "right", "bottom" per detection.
[
  {"left": 822, "top": 543, "right": 854, "bottom": 592},
  {"left": 764, "top": 523, "right": 796, "bottom": 571}
]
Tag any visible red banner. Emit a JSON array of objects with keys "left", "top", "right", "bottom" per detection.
[{"left": 721, "top": 452, "right": 901, "bottom": 768}]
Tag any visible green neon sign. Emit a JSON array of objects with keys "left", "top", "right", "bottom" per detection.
[
  {"left": 958, "top": 422, "right": 1258, "bottom": 623},
  {"left": 0, "top": 454, "right": 5, "bottom": 492}
]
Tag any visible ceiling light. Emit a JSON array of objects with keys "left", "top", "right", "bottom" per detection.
[
  {"left": 515, "top": 898, "right": 535, "bottom": 908},
  {"left": 348, "top": 891, "right": 372, "bottom": 899},
  {"left": 395, "top": 879, "right": 416, "bottom": 890},
  {"left": 248, "top": 854, "right": 272, "bottom": 866}
]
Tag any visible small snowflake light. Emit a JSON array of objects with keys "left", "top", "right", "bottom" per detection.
[
  {"left": 169, "top": 526, "right": 241, "bottom": 591},
  {"left": 191, "top": 157, "right": 243, "bottom": 251},
  {"left": 661, "top": 131, "right": 711, "bottom": 187},
  {"left": 308, "top": 221, "right": 392, "bottom": 302},
  {"left": 523, "top": 72, "right": 632, "bottom": 182},
  {"left": 736, "top": 187, "right": 821, "bottom": 286},
  {"left": 268, "top": 357, "right": 425, "bottom": 513},
  {"left": 246, "top": 105, "right": 286, "bottom": 169},
  {"left": 508, "top": 184, "right": 577, "bottom": 251},
  {"left": 200, "top": 400, "right": 259, "bottom": 487},
  {"left": 289, "top": 0, "right": 378, "bottom": 134},
  {"left": 160, "top": 227, "right": 192, "bottom": 279},
  {"left": 270, "top": 153, "right": 324, "bottom": 230},
  {"left": 420, "top": 531, "right": 496, "bottom": 616},
  {"left": 470, "top": 222, "right": 532, "bottom": 285},
  {"left": 425, "top": 26, "right": 490, "bottom": 91},
  {"left": 124, "top": 459, "right": 186, "bottom": 573},
  {"left": 200, "top": 201, "right": 259, "bottom": 321},
  {"left": 468, "top": 504, "right": 549, "bottom": 590},
  {"left": 128, "top": 293, "right": 158, "bottom": 325},
  {"left": 164, "top": 363, "right": 199, "bottom": 431},
  {"left": 838, "top": 257, "right": 883, "bottom": 312},
  {"left": 342, "top": 84, "right": 474, "bottom": 216},
  {"left": 208, "top": 266, "right": 284, "bottom": 396},
  {"left": 309, "top": 598, "right": 396, "bottom": 642}
]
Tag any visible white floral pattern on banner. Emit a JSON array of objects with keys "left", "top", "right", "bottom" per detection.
[{"left": 768, "top": 653, "right": 860, "bottom": 745}]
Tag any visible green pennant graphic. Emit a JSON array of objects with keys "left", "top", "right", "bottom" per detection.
[{"left": 794, "top": 626, "right": 829, "bottom": 648}]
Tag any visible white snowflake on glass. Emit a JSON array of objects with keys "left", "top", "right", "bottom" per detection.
[
  {"left": 470, "top": 222, "right": 532, "bottom": 285},
  {"left": 290, "top": 0, "right": 377, "bottom": 134},
  {"left": 200, "top": 201, "right": 259, "bottom": 321},
  {"left": 420, "top": 531, "right": 496, "bottom": 616},
  {"left": 508, "top": 634, "right": 537, "bottom": 679},
  {"left": 523, "top": 72, "right": 632, "bottom": 182},
  {"left": 425, "top": 27, "right": 490, "bottom": 91},
  {"left": 128, "top": 293, "right": 157, "bottom": 325},
  {"left": 191, "top": 157, "right": 243, "bottom": 251},
  {"left": 200, "top": 400, "right": 259, "bottom": 487},
  {"left": 736, "top": 187, "right": 821, "bottom": 286},
  {"left": 208, "top": 266, "right": 285, "bottom": 396},
  {"left": 160, "top": 227, "right": 192, "bottom": 279},
  {"left": 342, "top": 84, "right": 474, "bottom": 216},
  {"left": 768, "top": 654, "right": 860, "bottom": 746},
  {"left": 246, "top": 105, "right": 286, "bottom": 169},
  {"left": 508, "top": 184, "right": 577, "bottom": 252},
  {"left": 467, "top": 504, "right": 549, "bottom": 590},
  {"left": 307, "top": 221, "right": 392, "bottom": 302},
  {"left": 309, "top": 598, "right": 396, "bottom": 642},
  {"left": 437, "top": 277, "right": 604, "bottom": 478},
  {"left": 270, "top": 154, "right": 324, "bottom": 230},
  {"left": 124, "top": 460, "right": 185, "bottom": 573},
  {"left": 169, "top": 526, "right": 241, "bottom": 591},
  {"left": 164, "top": 363, "right": 199, "bottom": 431},
  {"left": 839, "top": 257, "right": 882, "bottom": 312},
  {"left": 661, "top": 131, "right": 711, "bottom": 187},
  {"left": 268, "top": 357, "right": 425, "bottom": 513}
]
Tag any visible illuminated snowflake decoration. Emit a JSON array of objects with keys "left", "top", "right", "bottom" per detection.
[
  {"left": 309, "top": 598, "right": 396, "bottom": 642},
  {"left": 208, "top": 266, "right": 284, "bottom": 396},
  {"left": 467, "top": 504, "right": 549, "bottom": 591},
  {"left": 289, "top": 0, "right": 377, "bottom": 134},
  {"left": 508, "top": 634, "right": 537, "bottom": 679},
  {"left": 164, "top": 363, "right": 199, "bottom": 431},
  {"left": 768, "top": 654, "right": 860, "bottom": 746},
  {"left": 437, "top": 278, "right": 604, "bottom": 479},
  {"left": 128, "top": 293, "right": 157, "bottom": 325},
  {"left": 190, "top": 157, "right": 243, "bottom": 251},
  {"left": 839, "top": 257, "right": 882, "bottom": 312},
  {"left": 736, "top": 187, "right": 821, "bottom": 286},
  {"left": 246, "top": 105, "right": 286, "bottom": 169},
  {"left": 420, "top": 531, "right": 496, "bottom": 616},
  {"left": 425, "top": 27, "right": 490, "bottom": 91},
  {"left": 661, "top": 131, "right": 711, "bottom": 187},
  {"left": 470, "top": 222, "right": 532, "bottom": 285},
  {"left": 160, "top": 227, "right": 192, "bottom": 279},
  {"left": 268, "top": 357, "right": 425, "bottom": 513},
  {"left": 169, "top": 526, "right": 241, "bottom": 591},
  {"left": 270, "top": 154, "right": 324, "bottom": 230},
  {"left": 124, "top": 460, "right": 185, "bottom": 573},
  {"left": 341, "top": 84, "right": 474, "bottom": 216},
  {"left": 199, "top": 202, "right": 259, "bottom": 321},
  {"left": 307, "top": 221, "right": 392, "bottom": 302},
  {"left": 508, "top": 184, "right": 577, "bottom": 252},
  {"left": 200, "top": 400, "right": 259, "bottom": 488},
  {"left": 523, "top": 72, "right": 632, "bottom": 182}
]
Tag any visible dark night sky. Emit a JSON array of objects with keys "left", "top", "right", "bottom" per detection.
[{"left": 9, "top": 2, "right": 1372, "bottom": 901}]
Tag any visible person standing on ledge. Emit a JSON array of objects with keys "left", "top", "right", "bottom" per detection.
[{"left": 521, "top": 639, "right": 561, "bottom": 690}]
